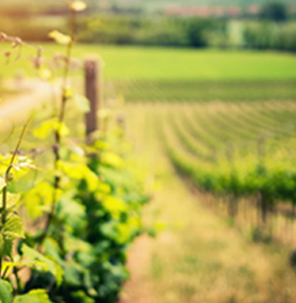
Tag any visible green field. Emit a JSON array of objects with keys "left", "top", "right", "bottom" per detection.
[
  {"left": 2, "top": 45, "right": 296, "bottom": 80},
  {"left": 1, "top": 44, "right": 296, "bottom": 102},
  {"left": 86, "top": 47, "right": 296, "bottom": 81}
]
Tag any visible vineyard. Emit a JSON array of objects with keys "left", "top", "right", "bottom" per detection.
[
  {"left": 1, "top": 1, "right": 296, "bottom": 302},
  {"left": 163, "top": 101, "right": 296, "bottom": 238},
  {"left": 0, "top": 2, "right": 150, "bottom": 303},
  {"left": 122, "top": 101, "right": 296, "bottom": 303},
  {"left": 124, "top": 101, "right": 296, "bottom": 244},
  {"left": 108, "top": 80, "right": 296, "bottom": 102}
]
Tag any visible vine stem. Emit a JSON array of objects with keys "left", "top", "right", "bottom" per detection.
[
  {"left": 0, "top": 117, "right": 32, "bottom": 277},
  {"left": 39, "top": 7, "right": 77, "bottom": 247}
]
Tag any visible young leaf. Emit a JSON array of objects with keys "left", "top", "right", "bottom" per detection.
[
  {"left": 5, "top": 193, "right": 21, "bottom": 212},
  {"left": 24, "top": 181, "right": 62, "bottom": 218},
  {"left": 0, "top": 216, "right": 24, "bottom": 257},
  {"left": 33, "top": 120, "right": 53, "bottom": 139},
  {"left": 2, "top": 216, "right": 24, "bottom": 240},
  {"left": 33, "top": 119, "right": 69, "bottom": 139},
  {"left": 48, "top": 30, "right": 71, "bottom": 45},
  {"left": 102, "top": 196, "right": 127, "bottom": 220},
  {"left": 101, "top": 152, "right": 123, "bottom": 168},
  {"left": 0, "top": 279, "right": 13, "bottom": 303}
]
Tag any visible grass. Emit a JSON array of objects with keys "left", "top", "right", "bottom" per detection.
[
  {"left": 1, "top": 44, "right": 296, "bottom": 80},
  {"left": 50, "top": 45, "right": 296, "bottom": 81},
  {"left": 1, "top": 44, "right": 296, "bottom": 102}
]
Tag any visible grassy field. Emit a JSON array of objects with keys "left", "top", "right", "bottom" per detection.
[
  {"left": 1, "top": 44, "right": 296, "bottom": 101},
  {"left": 1, "top": 44, "right": 295, "bottom": 80}
]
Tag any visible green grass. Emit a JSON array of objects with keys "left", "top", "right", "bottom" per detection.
[
  {"left": 1, "top": 44, "right": 296, "bottom": 80},
  {"left": 1, "top": 44, "right": 296, "bottom": 101},
  {"left": 79, "top": 46, "right": 296, "bottom": 81}
]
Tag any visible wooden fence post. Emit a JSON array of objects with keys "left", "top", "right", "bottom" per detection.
[{"left": 84, "top": 56, "right": 101, "bottom": 137}]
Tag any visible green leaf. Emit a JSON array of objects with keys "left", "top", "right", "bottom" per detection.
[
  {"left": 0, "top": 279, "right": 12, "bottom": 303},
  {"left": 24, "top": 181, "right": 61, "bottom": 218},
  {"left": 22, "top": 245, "right": 64, "bottom": 286},
  {"left": 101, "top": 152, "right": 123, "bottom": 168},
  {"left": 13, "top": 289, "right": 52, "bottom": 303},
  {"left": 33, "top": 119, "right": 69, "bottom": 139},
  {"left": 0, "top": 234, "right": 12, "bottom": 258},
  {"left": 73, "top": 94, "right": 90, "bottom": 113},
  {"left": 0, "top": 216, "right": 24, "bottom": 257},
  {"left": 102, "top": 196, "right": 127, "bottom": 219},
  {"left": 6, "top": 194, "right": 21, "bottom": 212},
  {"left": 0, "top": 193, "right": 20, "bottom": 212},
  {"left": 44, "top": 238, "right": 63, "bottom": 265},
  {"left": 48, "top": 30, "right": 71, "bottom": 45},
  {"left": 33, "top": 120, "right": 53, "bottom": 139},
  {"left": 64, "top": 261, "right": 83, "bottom": 287},
  {"left": 58, "top": 161, "right": 98, "bottom": 191},
  {"left": 3, "top": 216, "right": 24, "bottom": 240}
]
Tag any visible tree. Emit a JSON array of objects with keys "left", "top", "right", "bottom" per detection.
[{"left": 261, "top": 2, "right": 288, "bottom": 22}]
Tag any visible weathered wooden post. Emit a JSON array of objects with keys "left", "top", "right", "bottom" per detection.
[{"left": 84, "top": 56, "right": 102, "bottom": 137}]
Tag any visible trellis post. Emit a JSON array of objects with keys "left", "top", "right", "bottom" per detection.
[{"left": 84, "top": 56, "right": 102, "bottom": 137}]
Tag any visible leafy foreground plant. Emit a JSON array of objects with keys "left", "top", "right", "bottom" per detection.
[
  {"left": 0, "top": 124, "right": 148, "bottom": 303},
  {"left": 22, "top": 129, "right": 149, "bottom": 303},
  {"left": 0, "top": 1, "right": 150, "bottom": 302},
  {"left": 0, "top": 119, "right": 57, "bottom": 303}
]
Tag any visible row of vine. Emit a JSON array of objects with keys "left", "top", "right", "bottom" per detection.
[{"left": 0, "top": 1, "right": 149, "bottom": 303}]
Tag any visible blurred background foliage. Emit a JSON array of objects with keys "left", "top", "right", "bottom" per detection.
[{"left": 1, "top": 0, "right": 296, "bottom": 52}]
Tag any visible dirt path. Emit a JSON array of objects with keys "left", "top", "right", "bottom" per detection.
[
  {"left": 120, "top": 104, "right": 296, "bottom": 303},
  {"left": 0, "top": 79, "right": 53, "bottom": 132}
]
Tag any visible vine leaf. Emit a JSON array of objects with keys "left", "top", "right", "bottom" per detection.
[
  {"left": 0, "top": 216, "right": 24, "bottom": 257},
  {"left": 22, "top": 245, "right": 64, "bottom": 286},
  {"left": 0, "top": 279, "right": 13, "bottom": 303},
  {"left": 13, "top": 289, "right": 52, "bottom": 303},
  {"left": 3, "top": 193, "right": 21, "bottom": 212},
  {"left": 33, "top": 119, "right": 69, "bottom": 139},
  {"left": 48, "top": 30, "right": 71, "bottom": 45}
]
